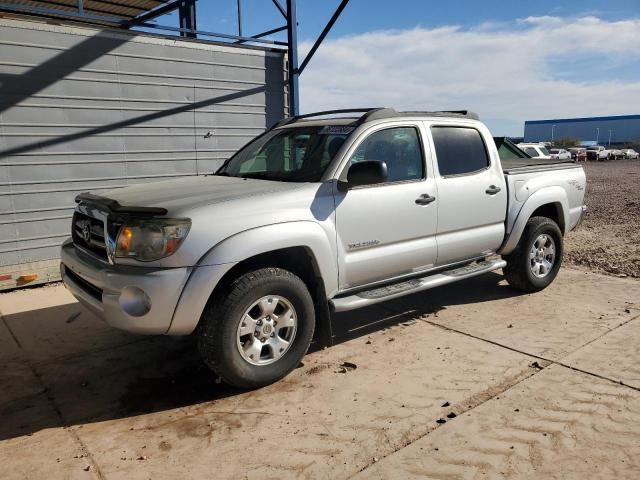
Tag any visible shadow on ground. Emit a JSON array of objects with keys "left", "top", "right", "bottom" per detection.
[{"left": 0, "top": 272, "right": 522, "bottom": 442}]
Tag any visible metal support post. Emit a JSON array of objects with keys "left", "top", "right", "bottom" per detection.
[
  {"left": 286, "top": 0, "right": 300, "bottom": 116},
  {"left": 178, "top": 0, "right": 197, "bottom": 38}
]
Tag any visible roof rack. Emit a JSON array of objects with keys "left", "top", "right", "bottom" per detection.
[
  {"left": 274, "top": 108, "right": 479, "bottom": 128},
  {"left": 274, "top": 108, "right": 380, "bottom": 128},
  {"left": 401, "top": 110, "right": 480, "bottom": 120}
]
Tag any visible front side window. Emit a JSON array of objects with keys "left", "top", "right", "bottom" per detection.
[
  {"left": 431, "top": 126, "right": 490, "bottom": 176},
  {"left": 217, "top": 126, "right": 351, "bottom": 182},
  {"left": 524, "top": 147, "right": 539, "bottom": 157},
  {"left": 349, "top": 127, "right": 424, "bottom": 182},
  {"left": 538, "top": 146, "right": 551, "bottom": 156}
]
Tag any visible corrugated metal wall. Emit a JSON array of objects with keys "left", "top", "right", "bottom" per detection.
[{"left": 0, "top": 17, "right": 287, "bottom": 287}]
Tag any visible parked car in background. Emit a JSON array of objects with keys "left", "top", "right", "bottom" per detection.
[
  {"left": 548, "top": 148, "right": 572, "bottom": 160},
  {"left": 517, "top": 143, "right": 552, "bottom": 160},
  {"left": 568, "top": 147, "right": 587, "bottom": 162},
  {"left": 622, "top": 149, "right": 639, "bottom": 159},
  {"left": 610, "top": 148, "right": 624, "bottom": 160},
  {"left": 586, "top": 145, "right": 611, "bottom": 161}
]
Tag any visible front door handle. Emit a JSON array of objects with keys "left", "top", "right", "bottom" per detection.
[
  {"left": 485, "top": 185, "right": 501, "bottom": 195},
  {"left": 415, "top": 193, "right": 436, "bottom": 205}
]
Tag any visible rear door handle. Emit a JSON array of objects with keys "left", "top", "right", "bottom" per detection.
[
  {"left": 415, "top": 193, "right": 436, "bottom": 205},
  {"left": 485, "top": 185, "right": 501, "bottom": 195}
]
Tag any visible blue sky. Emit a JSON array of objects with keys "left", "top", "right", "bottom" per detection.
[
  {"left": 166, "top": 0, "right": 637, "bottom": 40},
  {"left": 155, "top": 1, "right": 640, "bottom": 136}
]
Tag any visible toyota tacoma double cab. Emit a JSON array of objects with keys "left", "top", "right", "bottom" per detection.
[{"left": 61, "top": 108, "right": 587, "bottom": 388}]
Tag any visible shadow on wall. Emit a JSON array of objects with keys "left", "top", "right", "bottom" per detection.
[
  {"left": 0, "top": 84, "right": 269, "bottom": 158},
  {"left": 0, "top": 30, "right": 130, "bottom": 116},
  {"left": 0, "top": 272, "right": 523, "bottom": 443},
  {"left": 0, "top": 27, "right": 284, "bottom": 159}
]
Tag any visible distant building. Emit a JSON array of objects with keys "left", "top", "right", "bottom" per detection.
[{"left": 524, "top": 114, "right": 640, "bottom": 145}]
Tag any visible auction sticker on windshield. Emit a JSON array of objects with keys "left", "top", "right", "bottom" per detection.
[{"left": 320, "top": 126, "right": 355, "bottom": 135}]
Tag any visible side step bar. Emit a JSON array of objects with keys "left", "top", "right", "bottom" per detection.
[{"left": 331, "top": 258, "right": 507, "bottom": 312}]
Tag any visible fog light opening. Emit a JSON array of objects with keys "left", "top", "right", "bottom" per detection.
[{"left": 119, "top": 286, "right": 151, "bottom": 317}]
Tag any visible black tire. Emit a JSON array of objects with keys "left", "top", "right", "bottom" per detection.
[
  {"left": 197, "top": 267, "right": 315, "bottom": 389},
  {"left": 503, "top": 216, "right": 563, "bottom": 293}
]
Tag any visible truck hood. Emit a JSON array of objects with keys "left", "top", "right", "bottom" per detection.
[
  {"left": 102, "top": 175, "right": 306, "bottom": 215},
  {"left": 94, "top": 175, "right": 334, "bottom": 268}
]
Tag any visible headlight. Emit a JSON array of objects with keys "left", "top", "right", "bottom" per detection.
[{"left": 114, "top": 218, "right": 191, "bottom": 262}]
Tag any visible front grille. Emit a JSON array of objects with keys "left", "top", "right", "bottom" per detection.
[{"left": 72, "top": 211, "right": 108, "bottom": 260}]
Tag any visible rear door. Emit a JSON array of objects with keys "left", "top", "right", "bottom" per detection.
[
  {"left": 333, "top": 123, "right": 438, "bottom": 289},
  {"left": 428, "top": 124, "right": 508, "bottom": 265}
]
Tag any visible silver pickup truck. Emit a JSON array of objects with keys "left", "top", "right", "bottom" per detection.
[{"left": 61, "top": 108, "right": 587, "bottom": 388}]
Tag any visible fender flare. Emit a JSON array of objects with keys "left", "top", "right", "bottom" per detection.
[
  {"left": 168, "top": 221, "right": 337, "bottom": 335},
  {"left": 499, "top": 186, "right": 569, "bottom": 256}
]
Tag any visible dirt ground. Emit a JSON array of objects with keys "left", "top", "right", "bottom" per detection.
[
  {"left": 565, "top": 159, "right": 640, "bottom": 278},
  {"left": 1, "top": 266, "right": 640, "bottom": 479}
]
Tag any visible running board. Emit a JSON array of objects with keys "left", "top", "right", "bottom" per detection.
[{"left": 331, "top": 259, "right": 507, "bottom": 312}]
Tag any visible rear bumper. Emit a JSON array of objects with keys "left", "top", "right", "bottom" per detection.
[{"left": 60, "top": 239, "right": 192, "bottom": 334}]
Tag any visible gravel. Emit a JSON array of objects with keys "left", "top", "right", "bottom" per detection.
[{"left": 564, "top": 159, "right": 640, "bottom": 278}]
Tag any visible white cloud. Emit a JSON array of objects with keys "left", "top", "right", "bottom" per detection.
[{"left": 298, "top": 16, "right": 640, "bottom": 135}]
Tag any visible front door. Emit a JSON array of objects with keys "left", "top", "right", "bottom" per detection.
[{"left": 334, "top": 124, "right": 438, "bottom": 289}]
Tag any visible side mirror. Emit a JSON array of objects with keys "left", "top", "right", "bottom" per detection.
[{"left": 346, "top": 160, "right": 388, "bottom": 188}]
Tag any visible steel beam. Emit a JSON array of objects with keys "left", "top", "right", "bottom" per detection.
[
  {"left": 234, "top": 25, "right": 288, "bottom": 44},
  {"left": 286, "top": 0, "right": 300, "bottom": 116},
  {"left": 178, "top": 0, "right": 196, "bottom": 38},
  {"left": 126, "top": 0, "right": 183, "bottom": 26},
  {"left": 136, "top": 22, "right": 288, "bottom": 46},
  {"left": 298, "top": 0, "right": 349, "bottom": 75},
  {"left": 271, "top": 0, "right": 287, "bottom": 19}
]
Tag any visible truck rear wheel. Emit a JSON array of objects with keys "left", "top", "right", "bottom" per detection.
[
  {"left": 197, "top": 267, "right": 315, "bottom": 389},
  {"left": 503, "top": 216, "right": 563, "bottom": 293}
]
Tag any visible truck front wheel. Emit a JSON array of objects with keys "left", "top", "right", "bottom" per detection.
[
  {"left": 503, "top": 216, "right": 563, "bottom": 293},
  {"left": 197, "top": 267, "right": 315, "bottom": 389}
]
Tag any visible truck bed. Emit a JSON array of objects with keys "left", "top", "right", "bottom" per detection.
[
  {"left": 494, "top": 137, "right": 579, "bottom": 174},
  {"left": 501, "top": 157, "right": 579, "bottom": 174}
]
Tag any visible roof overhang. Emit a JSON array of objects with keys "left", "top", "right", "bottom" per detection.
[{"left": 0, "top": 0, "right": 174, "bottom": 26}]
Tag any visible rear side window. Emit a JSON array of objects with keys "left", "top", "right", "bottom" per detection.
[{"left": 431, "top": 127, "right": 490, "bottom": 176}]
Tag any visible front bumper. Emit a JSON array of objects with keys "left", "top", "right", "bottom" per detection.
[{"left": 60, "top": 239, "right": 191, "bottom": 334}]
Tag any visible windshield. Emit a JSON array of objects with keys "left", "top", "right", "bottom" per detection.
[{"left": 216, "top": 125, "right": 353, "bottom": 182}]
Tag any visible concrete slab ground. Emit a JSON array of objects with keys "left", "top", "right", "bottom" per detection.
[
  {"left": 0, "top": 267, "right": 639, "bottom": 479},
  {"left": 355, "top": 365, "right": 640, "bottom": 479}
]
